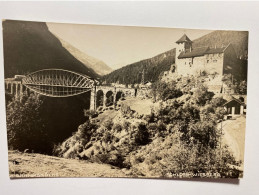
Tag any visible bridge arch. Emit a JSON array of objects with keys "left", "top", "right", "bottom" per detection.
[
  {"left": 22, "top": 69, "right": 96, "bottom": 97},
  {"left": 105, "top": 90, "right": 114, "bottom": 107},
  {"left": 96, "top": 90, "right": 104, "bottom": 108},
  {"left": 115, "top": 91, "right": 125, "bottom": 102}
]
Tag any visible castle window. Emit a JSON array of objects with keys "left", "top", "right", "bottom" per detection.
[
  {"left": 213, "top": 60, "right": 217, "bottom": 63},
  {"left": 207, "top": 60, "right": 209, "bottom": 63}
]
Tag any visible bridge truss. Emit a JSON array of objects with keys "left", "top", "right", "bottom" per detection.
[{"left": 22, "top": 69, "right": 96, "bottom": 97}]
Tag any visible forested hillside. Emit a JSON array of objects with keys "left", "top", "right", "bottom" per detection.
[
  {"left": 2, "top": 20, "right": 99, "bottom": 78},
  {"left": 103, "top": 30, "right": 248, "bottom": 84},
  {"left": 103, "top": 49, "right": 175, "bottom": 85}
]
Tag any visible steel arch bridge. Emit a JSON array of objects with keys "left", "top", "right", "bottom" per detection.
[{"left": 22, "top": 69, "right": 97, "bottom": 97}]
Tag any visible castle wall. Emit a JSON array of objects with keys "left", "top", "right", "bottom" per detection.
[
  {"left": 177, "top": 53, "right": 224, "bottom": 76},
  {"left": 193, "top": 56, "right": 206, "bottom": 74},
  {"left": 177, "top": 56, "right": 206, "bottom": 76},
  {"left": 204, "top": 53, "right": 224, "bottom": 75}
]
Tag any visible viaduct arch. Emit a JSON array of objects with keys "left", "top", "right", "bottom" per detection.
[{"left": 90, "top": 86, "right": 135, "bottom": 110}]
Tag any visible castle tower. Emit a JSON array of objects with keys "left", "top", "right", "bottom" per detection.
[{"left": 175, "top": 34, "right": 192, "bottom": 68}]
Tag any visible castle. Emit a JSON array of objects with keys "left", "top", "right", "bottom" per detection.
[
  {"left": 162, "top": 34, "right": 244, "bottom": 95},
  {"left": 161, "top": 34, "right": 247, "bottom": 116},
  {"left": 175, "top": 34, "right": 238, "bottom": 76}
]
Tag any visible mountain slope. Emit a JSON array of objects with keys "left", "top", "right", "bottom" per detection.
[
  {"left": 103, "top": 30, "right": 248, "bottom": 84},
  {"left": 56, "top": 36, "right": 112, "bottom": 76},
  {"left": 2, "top": 20, "right": 99, "bottom": 78},
  {"left": 103, "top": 49, "right": 175, "bottom": 84},
  {"left": 193, "top": 30, "right": 248, "bottom": 59}
]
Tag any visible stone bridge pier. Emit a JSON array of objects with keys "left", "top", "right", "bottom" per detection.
[{"left": 5, "top": 80, "right": 26, "bottom": 99}]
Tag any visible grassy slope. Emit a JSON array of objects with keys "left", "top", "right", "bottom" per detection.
[{"left": 8, "top": 150, "right": 126, "bottom": 178}]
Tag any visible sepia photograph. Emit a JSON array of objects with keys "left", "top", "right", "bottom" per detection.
[{"left": 2, "top": 19, "right": 248, "bottom": 179}]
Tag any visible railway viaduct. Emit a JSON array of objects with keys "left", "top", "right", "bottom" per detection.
[{"left": 4, "top": 69, "right": 137, "bottom": 111}]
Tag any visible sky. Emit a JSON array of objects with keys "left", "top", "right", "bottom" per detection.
[{"left": 47, "top": 22, "right": 213, "bottom": 70}]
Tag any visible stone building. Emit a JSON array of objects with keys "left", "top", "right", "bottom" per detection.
[{"left": 175, "top": 34, "right": 238, "bottom": 77}]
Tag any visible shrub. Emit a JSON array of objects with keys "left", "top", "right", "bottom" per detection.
[
  {"left": 215, "top": 107, "right": 227, "bottom": 120},
  {"left": 152, "top": 80, "right": 183, "bottom": 101},
  {"left": 96, "top": 150, "right": 125, "bottom": 168},
  {"left": 103, "top": 131, "right": 113, "bottom": 143},
  {"left": 103, "top": 119, "right": 113, "bottom": 130},
  {"left": 201, "top": 70, "right": 208, "bottom": 76},
  {"left": 236, "top": 80, "right": 247, "bottom": 95},
  {"left": 84, "top": 109, "right": 98, "bottom": 120},
  {"left": 120, "top": 104, "right": 133, "bottom": 116},
  {"left": 187, "top": 120, "right": 218, "bottom": 148},
  {"left": 192, "top": 84, "right": 214, "bottom": 106},
  {"left": 122, "top": 120, "right": 131, "bottom": 131},
  {"left": 135, "top": 122, "right": 150, "bottom": 145},
  {"left": 113, "top": 123, "right": 122, "bottom": 132},
  {"left": 6, "top": 93, "right": 51, "bottom": 153},
  {"left": 210, "top": 97, "right": 226, "bottom": 107}
]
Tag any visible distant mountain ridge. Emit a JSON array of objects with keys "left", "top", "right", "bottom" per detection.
[
  {"left": 193, "top": 30, "right": 248, "bottom": 59},
  {"left": 2, "top": 20, "right": 99, "bottom": 78},
  {"left": 103, "top": 30, "right": 248, "bottom": 84},
  {"left": 56, "top": 35, "right": 113, "bottom": 76}
]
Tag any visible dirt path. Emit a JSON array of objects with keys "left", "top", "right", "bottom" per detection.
[
  {"left": 8, "top": 150, "right": 126, "bottom": 178},
  {"left": 218, "top": 115, "right": 246, "bottom": 165},
  {"left": 121, "top": 97, "right": 159, "bottom": 115},
  {"left": 96, "top": 97, "right": 159, "bottom": 124}
]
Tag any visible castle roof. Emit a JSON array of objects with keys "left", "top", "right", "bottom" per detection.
[
  {"left": 223, "top": 96, "right": 246, "bottom": 106},
  {"left": 176, "top": 34, "right": 192, "bottom": 43},
  {"left": 205, "top": 47, "right": 226, "bottom": 54},
  {"left": 178, "top": 46, "right": 209, "bottom": 58},
  {"left": 178, "top": 46, "right": 227, "bottom": 59}
]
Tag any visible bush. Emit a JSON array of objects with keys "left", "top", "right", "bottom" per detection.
[
  {"left": 236, "top": 80, "right": 247, "bottom": 95},
  {"left": 122, "top": 120, "right": 131, "bottom": 131},
  {"left": 103, "top": 131, "right": 113, "bottom": 143},
  {"left": 120, "top": 104, "right": 133, "bottom": 116},
  {"left": 84, "top": 109, "right": 98, "bottom": 120},
  {"left": 152, "top": 80, "right": 182, "bottom": 101},
  {"left": 97, "top": 150, "right": 125, "bottom": 168},
  {"left": 192, "top": 84, "right": 214, "bottom": 106},
  {"left": 6, "top": 93, "right": 51, "bottom": 153},
  {"left": 113, "top": 123, "right": 122, "bottom": 132},
  {"left": 103, "top": 119, "right": 113, "bottom": 130},
  {"left": 210, "top": 97, "right": 226, "bottom": 107},
  {"left": 166, "top": 143, "right": 241, "bottom": 178},
  {"left": 135, "top": 122, "right": 150, "bottom": 145}
]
